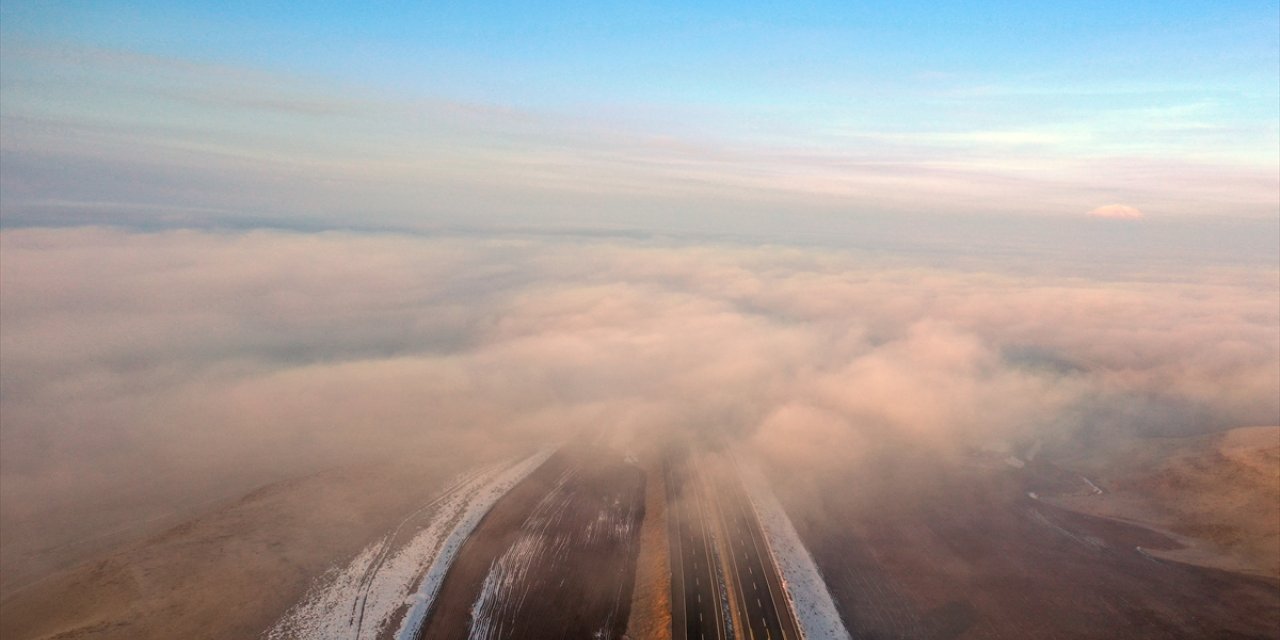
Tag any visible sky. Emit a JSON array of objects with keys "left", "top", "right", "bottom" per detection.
[
  {"left": 1, "top": 1, "right": 1278, "bottom": 593},
  {"left": 1, "top": 1, "right": 1277, "bottom": 234}
]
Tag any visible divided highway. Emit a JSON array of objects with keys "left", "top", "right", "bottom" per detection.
[{"left": 666, "top": 452, "right": 801, "bottom": 640}]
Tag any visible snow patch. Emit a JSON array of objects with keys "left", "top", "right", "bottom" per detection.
[
  {"left": 266, "top": 449, "right": 552, "bottom": 640},
  {"left": 467, "top": 463, "right": 641, "bottom": 639},
  {"left": 395, "top": 449, "right": 554, "bottom": 640},
  {"left": 737, "top": 460, "right": 852, "bottom": 640}
]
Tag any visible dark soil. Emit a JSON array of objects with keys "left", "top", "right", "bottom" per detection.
[
  {"left": 414, "top": 446, "right": 645, "bottom": 639},
  {"left": 774, "top": 454, "right": 1280, "bottom": 640}
]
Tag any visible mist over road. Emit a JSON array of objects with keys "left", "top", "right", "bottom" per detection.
[{"left": 666, "top": 448, "right": 802, "bottom": 640}]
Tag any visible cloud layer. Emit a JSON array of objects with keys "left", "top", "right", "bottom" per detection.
[
  {"left": 1, "top": 227, "right": 1277, "bottom": 584},
  {"left": 3, "top": 42, "right": 1277, "bottom": 231}
]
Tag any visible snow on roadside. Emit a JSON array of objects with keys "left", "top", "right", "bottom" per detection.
[
  {"left": 266, "top": 543, "right": 385, "bottom": 640},
  {"left": 265, "top": 449, "right": 552, "bottom": 640},
  {"left": 394, "top": 448, "right": 553, "bottom": 640},
  {"left": 737, "top": 458, "right": 853, "bottom": 640}
]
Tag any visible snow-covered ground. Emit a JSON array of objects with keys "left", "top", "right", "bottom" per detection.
[
  {"left": 737, "top": 459, "right": 853, "bottom": 640},
  {"left": 266, "top": 449, "right": 552, "bottom": 640},
  {"left": 393, "top": 449, "right": 553, "bottom": 640}
]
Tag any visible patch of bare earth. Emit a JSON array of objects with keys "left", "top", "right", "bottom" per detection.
[
  {"left": 414, "top": 446, "right": 645, "bottom": 639},
  {"left": 770, "top": 447, "right": 1280, "bottom": 640},
  {"left": 0, "top": 460, "right": 470, "bottom": 640},
  {"left": 624, "top": 456, "right": 672, "bottom": 640},
  {"left": 1056, "top": 426, "right": 1280, "bottom": 578}
]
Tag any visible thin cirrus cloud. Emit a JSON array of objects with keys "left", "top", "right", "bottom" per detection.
[{"left": 2, "top": 39, "right": 1277, "bottom": 232}]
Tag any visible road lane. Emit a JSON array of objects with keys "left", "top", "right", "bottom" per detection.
[
  {"left": 666, "top": 451, "right": 802, "bottom": 640},
  {"left": 714, "top": 466, "right": 802, "bottom": 640},
  {"left": 666, "top": 456, "right": 727, "bottom": 640}
]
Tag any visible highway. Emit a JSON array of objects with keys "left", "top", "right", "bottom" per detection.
[
  {"left": 666, "top": 452, "right": 801, "bottom": 640},
  {"left": 713, "top": 465, "right": 802, "bottom": 640},
  {"left": 666, "top": 456, "right": 728, "bottom": 640}
]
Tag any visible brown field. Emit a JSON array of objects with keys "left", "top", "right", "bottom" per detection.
[
  {"left": 4, "top": 429, "right": 1274, "bottom": 640},
  {"left": 414, "top": 446, "right": 645, "bottom": 639},
  {"left": 1055, "top": 426, "right": 1280, "bottom": 578},
  {"left": 773, "top": 447, "right": 1280, "bottom": 640},
  {"left": 0, "top": 460, "right": 471, "bottom": 640}
]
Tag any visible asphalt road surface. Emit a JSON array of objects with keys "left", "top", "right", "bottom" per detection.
[
  {"left": 666, "top": 453, "right": 801, "bottom": 640},
  {"left": 714, "top": 468, "right": 802, "bottom": 640},
  {"left": 666, "top": 457, "right": 727, "bottom": 640}
]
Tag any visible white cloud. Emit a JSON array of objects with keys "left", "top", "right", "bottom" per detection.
[{"left": 1087, "top": 203, "right": 1144, "bottom": 219}]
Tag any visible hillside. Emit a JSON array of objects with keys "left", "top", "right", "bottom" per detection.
[{"left": 1056, "top": 426, "right": 1280, "bottom": 578}]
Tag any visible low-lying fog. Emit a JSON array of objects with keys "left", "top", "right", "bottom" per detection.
[{"left": 2, "top": 223, "right": 1277, "bottom": 593}]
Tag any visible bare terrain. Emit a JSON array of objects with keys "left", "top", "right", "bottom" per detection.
[
  {"left": 3, "top": 430, "right": 1275, "bottom": 640},
  {"left": 414, "top": 446, "right": 645, "bottom": 639},
  {"left": 0, "top": 460, "right": 474, "bottom": 640},
  {"left": 1054, "top": 426, "right": 1280, "bottom": 578},
  {"left": 771, "top": 444, "right": 1280, "bottom": 640}
]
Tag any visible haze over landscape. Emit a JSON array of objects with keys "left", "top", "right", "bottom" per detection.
[{"left": 1, "top": 3, "right": 1277, "bottom": 640}]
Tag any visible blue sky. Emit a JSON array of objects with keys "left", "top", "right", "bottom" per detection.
[{"left": 1, "top": 1, "right": 1277, "bottom": 232}]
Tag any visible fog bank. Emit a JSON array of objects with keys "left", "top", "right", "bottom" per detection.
[{"left": 2, "top": 226, "right": 1276, "bottom": 590}]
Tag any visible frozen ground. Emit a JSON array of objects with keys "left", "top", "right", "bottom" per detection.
[
  {"left": 737, "top": 458, "right": 852, "bottom": 640},
  {"left": 415, "top": 447, "right": 645, "bottom": 639},
  {"left": 465, "top": 459, "right": 643, "bottom": 638},
  {"left": 468, "top": 470, "right": 582, "bottom": 639},
  {"left": 265, "top": 450, "right": 552, "bottom": 640}
]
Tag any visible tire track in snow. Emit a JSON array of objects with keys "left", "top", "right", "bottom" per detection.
[{"left": 265, "top": 449, "right": 552, "bottom": 640}]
